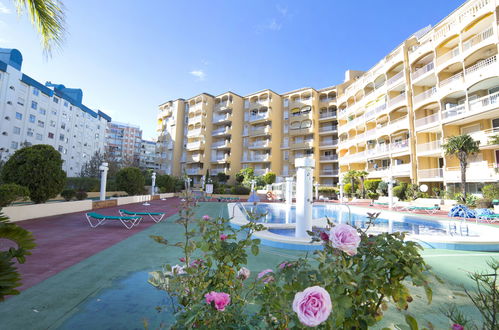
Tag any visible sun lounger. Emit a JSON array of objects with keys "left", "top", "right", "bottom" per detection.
[
  {"left": 85, "top": 212, "right": 142, "bottom": 229},
  {"left": 403, "top": 205, "right": 440, "bottom": 214},
  {"left": 119, "top": 209, "right": 166, "bottom": 223}
]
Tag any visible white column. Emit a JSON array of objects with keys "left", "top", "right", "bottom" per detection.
[
  {"left": 151, "top": 172, "right": 156, "bottom": 195},
  {"left": 285, "top": 177, "right": 293, "bottom": 205},
  {"left": 295, "top": 158, "right": 314, "bottom": 238},
  {"left": 314, "top": 182, "right": 319, "bottom": 201},
  {"left": 388, "top": 176, "right": 394, "bottom": 210},
  {"left": 99, "top": 162, "right": 109, "bottom": 201}
]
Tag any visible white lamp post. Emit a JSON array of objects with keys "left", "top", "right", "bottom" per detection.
[
  {"left": 99, "top": 162, "right": 109, "bottom": 201},
  {"left": 285, "top": 177, "right": 293, "bottom": 205},
  {"left": 295, "top": 157, "right": 314, "bottom": 238},
  {"left": 339, "top": 174, "right": 344, "bottom": 203},
  {"left": 151, "top": 172, "right": 156, "bottom": 195},
  {"left": 314, "top": 182, "right": 319, "bottom": 201},
  {"left": 387, "top": 175, "right": 394, "bottom": 210}
]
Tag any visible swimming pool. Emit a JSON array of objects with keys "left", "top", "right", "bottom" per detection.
[{"left": 230, "top": 203, "right": 499, "bottom": 252}]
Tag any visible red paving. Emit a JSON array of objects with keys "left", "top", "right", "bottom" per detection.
[{"left": 13, "top": 198, "right": 181, "bottom": 292}]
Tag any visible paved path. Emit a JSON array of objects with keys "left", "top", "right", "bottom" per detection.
[{"left": 13, "top": 198, "right": 181, "bottom": 291}]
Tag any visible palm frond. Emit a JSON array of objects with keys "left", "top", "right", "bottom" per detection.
[{"left": 14, "top": 0, "right": 66, "bottom": 55}]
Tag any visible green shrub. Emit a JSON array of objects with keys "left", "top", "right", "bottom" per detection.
[
  {"left": 116, "top": 167, "right": 145, "bottom": 196},
  {"left": 344, "top": 183, "right": 357, "bottom": 196},
  {"left": 1, "top": 145, "right": 66, "bottom": 203},
  {"left": 0, "top": 184, "right": 29, "bottom": 207},
  {"left": 367, "top": 192, "right": 379, "bottom": 200},
  {"left": 60, "top": 189, "right": 76, "bottom": 201},
  {"left": 157, "top": 174, "right": 175, "bottom": 193},
  {"left": 482, "top": 184, "right": 499, "bottom": 200},
  {"left": 476, "top": 198, "right": 492, "bottom": 209},
  {"left": 235, "top": 172, "right": 244, "bottom": 184},
  {"left": 231, "top": 185, "right": 250, "bottom": 195},
  {"left": 262, "top": 172, "right": 276, "bottom": 185},
  {"left": 318, "top": 187, "right": 338, "bottom": 193},
  {"left": 66, "top": 177, "right": 100, "bottom": 192},
  {"left": 75, "top": 191, "right": 88, "bottom": 200},
  {"left": 216, "top": 172, "right": 230, "bottom": 184},
  {"left": 377, "top": 181, "right": 388, "bottom": 196},
  {"left": 392, "top": 182, "right": 408, "bottom": 200},
  {"left": 364, "top": 179, "right": 381, "bottom": 193}
]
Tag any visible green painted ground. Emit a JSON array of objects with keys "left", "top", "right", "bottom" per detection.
[{"left": 0, "top": 203, "right": 496, "bottom": 329}]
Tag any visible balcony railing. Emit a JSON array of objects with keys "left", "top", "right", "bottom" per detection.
[
  {"left": 187, "top": 128, "right": 202, "bottom": 137},
  {"left": 444, "top": 162, "right": 497, "bottom": 182},
  {"left": 319, "top": 111, "right": 337, "bottom": 119},
  {"left": 254, "top": 168, "right": 269, "bottom": 176},
  {"left": 416, "top": 140, "right": 442, "bottom": 153},
  {"left": 465, "top": 55, "right": 497, "bottom": 76},
  {"left": 413, "top": 87, "right": 437, "bottom": 104},
  {"left": 249, "top": 112, "right": 270, "bottom": 122},
  {"left": 211, "top": 155, "right": 229, "bottom": 162},
  {"left": 212, "top": 140, "right": 230, "bottom": 148},
  {"left": 415, "top": 112, "right": 440, "bottom": 128},
  {"left": 436, "top": 48, "right": 460, "bottom": 66},
  {"left": 186, "top": 168, "right": 202, "bottom": 175},
  {"left": 319, "top": 97, "right": 336, "bottom": 103},
  {"left": 210, "top": 168, "right": 228, "bottom": 175},
  {"left": 249, "top": 126, "right": 270, "bottom": 136},
  {"left": 243, "top": 154, "right": 270, "bottom": 162},
  {"left": 320, "top": 155, "right": 338, "bottom": 161},
  {"left": 319, "top": 139, "right": 338, "bottom": 146},
  {"left": 439, "top": 71, "right": 463, "bottom": 87},
  {"left": 392, "top": 163, "right": 411, "bottom": 175},
  {"left": 387, "top": 71, "right": 404, "bottom": 86},
  {"left": 320, "top": 169, "right": 339, "bottom": 176},
  {"left": 468, "top": 90, "right": 499, "bottom": 113},
  {"left": 411, "top": 61, "right": 434, "bottom": 80},
  {"left": 462, "top": 26, "right": 494, "bottom": 52},
  {"left": 213, "top": 127, "right": 230, "bottom": 135},
  {"left": 248, "top": 140, "right": 270, "bottom": 148},
  {"left": 390, "top": 139, "right": 410, "bottom": 152},
  {"left": 418, "top": 168, "right": 444, "bottom": 180},
  {"left": 186, "top": 141, "right": 203, "bottom": 149},
  {"left": 319, "top": 125, "right": 338, "bottom": 132},
  {"left": 387, "top": 93, "right": 406, "bottom": 108},
  {"left": 212, "top": 114, "right": 231, "bottom": 123},
  {"left": 188, "top": 115, "right": 202, "bottom": 123},
  {"left": 468, "top": 128, "right": 499, "bottom": 147}
]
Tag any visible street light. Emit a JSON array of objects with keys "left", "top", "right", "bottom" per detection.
[{"left": 99, "top": 162, "right": 109, "bottom": 201}]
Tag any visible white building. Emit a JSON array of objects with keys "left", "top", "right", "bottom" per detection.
[
  {"left": 140, "top": 139, "right": 159, "bottom": 171},
  {"left": 0, "top": 48, "right": 111, "bottom": 177}
]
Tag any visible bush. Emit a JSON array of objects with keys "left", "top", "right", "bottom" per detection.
[
  {"left": 60, "top": 189, "right": 76, "bottom": 201},
  {"left": 216, "top": 172, "right": 230, "bottom": 184},
  {"left": 115, "top": 167, "right": 145, "bottom": 196},
  {"left": 482, "top": 184, "right": 499, "bottom": 200},
  {"left": 0, "top": 184, "right": 29, "bottom": 207},
  {"left": 364, "top": 179, "right": 381, "bottom": 193},
  {"left": 231, "top": 185, "right": 250, "bottom": 195},
  {"left": 66, "top": 177, "right": 100, "bottom": 192},
  {"left": 377, "top": 181, "right": 388, "bottom": 196},
  {"left": 235, "top": 172, "right": 244, "bottom": 184},
  {"left": 392, "top": 185, "right": 406, "bottom": 200},
  {"left": 157, "top": 174, "right": 175, "bottom": 193},
  {"left": 1, "top": 145, "right": 66, "bottom": 203},
  {"left": 75, "top": 191, "right": 88, "bottom": 200},
  {"left": 476, "top": 198, "right": 492, "bottom": 209},
  {"left": 262, "top": 172, "right": 276, "bottom": 185},
  {"left": 367, "top": 192, "right": 379, "bottom": 200},
  {"left": 344, "top": 183, "right": 357, "bottom": 196}
]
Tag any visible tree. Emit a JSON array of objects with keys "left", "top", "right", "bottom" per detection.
[
  {"left": 115, "top": 167, "right": 145, "bottom": 196},
  {"left": 216, "top": 172, "right": 229, "bottom": 184},
  {"left": 357, "top": 170, "right": 369, "bottom": 199},
  {"left": 263, "top": 172, "right": 277, "bottom": 185},
  {"left": 12, "top": 0, "right": 65, "bottom": 54},
  {"left": 0, "top": 184, "right": 29, "bottom": 207},
  {"left": 0, "top": 210, "right": 36, "bottom": 301},
  {"left": 343, "top": 170, "right": 359, "bottom": 197},
  {"left": 1, "top": 145, "right": 66, "bottom": 203},
  {"left": 442, "top": 134, "right": 480, "bottom": 199},
  {"left": 80, "top": 151, "right": 119, "bottom": 179}
]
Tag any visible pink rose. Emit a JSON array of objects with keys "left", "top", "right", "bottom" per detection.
[
  {"left": 205, "top": 291, "right": 231, "bottom": 311},
  {"left": 237, "top": 267, "right": 250, "bottom": 280},
  {"left": 189, "top": 258, "right": 204, "bottom": 267},
  {"left": 452, "top": 324, "right": 464, "bottom": 330},
  {"left": 171, "top": 264, "right": 186, "bottom": 275},
  {"left": 258, "top": 269, "right": 274, "bottom": 283},
  {"left": 220, "top": 234, "right": 228, "bottom": 241},
  {"left": 202, "top": 215, "right": 211, "bottom": 221},
  {"left": 319, "top": 231, "right": 329, "bottom": 241},
  {"left": 292, "top": 286, "right": 332, "bottom": 327},
  {"left": 179, "top": 257, "right": 186, "bottom": 263},
  {"left": 329, "top": 224, "right": 361, "bottom": 256},
  {"left": 278, "top": 262, "right": 288, "bottom": 270}
]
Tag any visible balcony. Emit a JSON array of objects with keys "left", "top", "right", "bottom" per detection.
[
  {"left": 211, "top": 140, "right": 231, "bottom": 149},
  {"left": 413, "top": 87, "right": 437, "bottom": 106},
  {"left": 439, "top": 71, "right": 463, "bottom": 88},
  {"left": 320, "top": 154, "right": 338, "bottom": 162},
  {"left": 367, "top": 167, "right": 390, "bottom": 178},
  {"left": 210, "top": 168, "right": 228, "bottom": 175},
  {"left": 390, "top": 139, "right": 410, "bottom": 153},
  {"left": 212, "top": 126, "right": 231, "bottom": 136},
  {"left": 319, "top": 139, "right": 338, "bottom": 148},
  {"left": 243, "top": 154, "right": 270, "bottom": 162},
  {"left": 319, "top": 111, "right": 337, "bottom": 120},
  {"left": 442, "top": 104, "right": 466, "bottom": 120},
  {"left": 444, "top": 162, "right": 498, "bottom": 182},
  {"left": 186, "top": 154, "right": 204, "bottom": 163},
  {"left": 411, "top": 61, "right": 434, "bottom": 81},
  {"left": 464, "top": 55, "right": 497, "bottom": 80},
  {"left": 211, "top": 154, "right": 229, "bottom": 162},
  {"left": 391, "top": 163, "right": 411, "bottom": 177},
  {"left": 289, "top": 126, "right": 314, "bottom": 136},
  {"left": 319, "top": 97, "right": 336, "bottom": 105},
  {"left": 418, "top": 168, "right": 444, "bottom": 181},
  {"left": 468, "top": 90, "right": 499, "bottom": 114},
  {"left": 215, "top": 101, "right": 230, "bottom": 111},
  {"left": 416, "top": 140, "right": 442, "bottom": 155},
  {"left": 290, "top": 140, "right": 313, "bottom": 149},
  {"left": 468, "top": 128, "right": 499, "bottom": 148},
  {"left": 188, "top": 115, "right": 203, "bottom": 124},
  {"left": 186, "top": 168, "right": 203, "bottom": 175},
  {"left": 319, "top": 125, "right": 338, "bottom": 133},
  {"left": 366, "top": 144, "right": 390, "bottom": 158},
  {"left": 387, "top": 71, "right": 404, "bottom": 87},
  {"left": 415, "top": 113, "right": 440, "bottom": 130},
  {"left": 387, "top": 93, "right": 406, "bottom": 109},
  {"left": 254, "top": 168, "right": 269, "bottom": 176},
  {"left": 187, "top": 128, "right": 202, "bottom": 137},
  {"left": 462, "top": 26, "right": 494, "bottom": 54},
  {"left": 249, "top": 112, "right": 270, "bottom": 122},
  {"left": 248, "top": 140, "right": 270, "bottom": 149},
  {"left": 249, "top": 126, "right": 271, "bottom": 136},
  {"left": 320, "top": 169, "right": 339, "bottom": 176},
  {"left": 212, "top": 113, "right": 231, "bottom": 123},
  {"left": 186, "top": 141, "right": 204, "bottom": 150}
]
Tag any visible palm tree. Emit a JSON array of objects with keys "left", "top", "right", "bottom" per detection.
[
  {"left": 13, "top": 0, "right": 66, "bottom": 53},
  {"left": 343, "top": 170, "right": 358, "bottom": 197},
  {"left": 442, "top": 134, "right": 480, "bottom": 199},
  {"left": 357, "top": 170, "right": 369, "bottom": 199}
]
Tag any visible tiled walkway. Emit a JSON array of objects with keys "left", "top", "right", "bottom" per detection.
[{"left": 14, "top": 198, "right": 181, "bottom": 291}]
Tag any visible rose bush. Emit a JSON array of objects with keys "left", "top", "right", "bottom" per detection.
[{"left": 292, "top": 286, "right": 332, "bottom": 327}]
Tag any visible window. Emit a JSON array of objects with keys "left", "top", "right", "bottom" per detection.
[
  {"left": 13, "top": 127, "right": 20, "bottom": 135},
  {"left": 27, "top": 128, "right": 33, "bottom": 137},
  {"left": 11, "top": 141, "right": 18, "bottom": 149},
  {"left": 48, "top": 132, "right": 54, "bottom": 139},
  {"left": 50, "top": 120, "right": 56, "bottom": 127},
  {"left": 61, "top": 123, "right": 66, "bottom": 130},
  {"left": 36, "top": 133, "right": 43, "bottom": 141},
  {"left": 51, "top": 110, "right": 57, "bottom": 115},
  {"left": 17, "top": 98, "right": 24, "bottom": 106},
  {"left": 64, "top": 101, "right": 68, "bottom": 107},
  {"left": 15, "top": 112, "right": 22, "bottom": 120},
  {"left": 31, "top": 101, "right": 38, "bottom": 110},
  {"left": 33, "top": 88, "right": 40, "bottom": 96},
  {"left": 53, "top": 97, "right": 59, "bottom": 103},
  {"left": 29, "top": 114, "right": 36, "bottom": 123},
  {"left": 58, "top": 145, "right": 63, "bottom": 152},
  {"left": 39, "top": 108, "right": 46, "bottom": 115},
  {"left": 38, "top": 120, "right": 45, "bottom": 128},
  {"left": 59, "top": 134, "right": 65, "bottom": 141}
]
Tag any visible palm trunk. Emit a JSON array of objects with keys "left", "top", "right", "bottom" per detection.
[
  {"left": 351, "top": 178, "right": 355, "bottom": 197},
  {"left": 460, "top": 156, "right": 467, "bottom": 200},
  {"left": 360, "top": 176, "right": 365, "bottom": 199}
]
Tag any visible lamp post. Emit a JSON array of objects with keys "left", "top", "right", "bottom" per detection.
[
  {"left": 285, "top": 177, "right": 293, "bottom": 205},
  {"left": 313, "top": 182, "right": 319, "bottom": 201},
  {"left": 99, "top": 162, "right": 109, "bottom": 201},
  {"left": 151, "top": 172, "right": 156, "bottom": 195},
  {"left": 295, "top": 157, "right": 314, "bottom": 238},
  {"left": 339, "top": 174, "right": 344, "bottom": 202}
]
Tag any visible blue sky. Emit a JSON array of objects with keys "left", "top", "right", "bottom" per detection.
[{"left": 1, "top": 0, "right": 464, "bottom": 139}]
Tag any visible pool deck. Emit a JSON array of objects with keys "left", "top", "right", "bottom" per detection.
[{"left": 0, "top": 200, "right": 497, "bottom": 329}]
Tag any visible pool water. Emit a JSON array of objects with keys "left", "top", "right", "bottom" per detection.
[{"left": 244, "top": 204, "right": 476, "bottom": 237}]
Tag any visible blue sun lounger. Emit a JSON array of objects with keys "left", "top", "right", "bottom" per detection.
[
  {"left": 118, "top": 209, "right": 166, "bottom": 223},
  {"left": 85, "top": 212, "right": 143, "bottom": 229}
]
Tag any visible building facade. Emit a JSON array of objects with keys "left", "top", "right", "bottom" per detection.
[
  {"left": 0, "top": 48, "right": 111, "bottom": 177},
  {"left": 105, "top": 121, "right": 142, "bottom": 166},
  {"left": 157, "top": 0, "right": 499, "bottom": 191},
  {"left": 139, "top": 139, "right": 159, "bottom": 171}
]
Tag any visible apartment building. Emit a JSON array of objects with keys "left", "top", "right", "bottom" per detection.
[
  {"left": 0, "top": 48, "right": 111, "bottom": 177},
  {"left": 139, "top": 139, "right": 159, "bottom": 171},
  {"left": 157, "top": 0, "right": 498, "bottom": 191},
  {"left": 336, "top": 0, "right": 499, "bottom": 193},
  {"left": 157, "top": 99, "right": 186, "bottom": 175},
  {"left": 105, "top": 122, "right": 142, "bottom": 166}
]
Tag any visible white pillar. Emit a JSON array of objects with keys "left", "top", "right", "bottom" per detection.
[
  {"left": 99, "top": 162, "right": 109, "bottom": 201},
  {"left": 151, "top": 172, "right": 156, "bottom": 195},
  {"left": 339, "top": 183, "right": 344, "bottom": 203},
  {"left": 388, "top": 177, "right": 394, "bottom": 210},
  {"left": 314, "top": 182, "right": 319, "bottom": 201},
  {"left": 285, "top": 177, "right": 293, "bottom": 205},
  {"left": 295, "top": 158, "right": 314, "bottom": 238}
]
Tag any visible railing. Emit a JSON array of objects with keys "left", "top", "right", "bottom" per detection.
[
  {"left": 211, "top": 155, "right": 229, "bottom": 162},
  {"left": 374, "top": 79, "right": 386, "bottom": 89},
  {"left": 213, "top": 127, "right": 230, "bottom": 135},
  {"left": 436, "top": 48, "right": 460, "bottom": 66},
  {"left": 319, "top": 111, "right": 337, "bottom": 118},
  {"left": 387, "top": 93, "right": 406, "bottom": 107},
  {"left": 186, "top": 141, "right": 203, "bottom": 149},
  {"left": 468, "top": 128, "right": 499, "bottom": 146},
  {"left": 186, "top": 168, "right": 202, "bottom": 175},
  {"left": 387, "top": 71, "right": 404, "bottom": 86},
  {"left": 468, "top": 90, "right": 499, "bottom": 112},
  {"left": 249, "top": 126, "right": 270, "bottom": 135},
  {"left": 418, "top": 168, "right": 444, "bottom": 179},
  {"left": 212, "top": 114, "right": 231, "bottom": 123},
  {"left": 462, "top": 26, "right": 494, "bottom": 52},
  {"left": 392, "top": 163, "right": 411, "bottom": 175},
  {"left": 187, "top": 154, "right": 203, "bottom": 162},
  {"left": 413, "top": 86, "right": 437, "bottom": 104},
  {"left": 465, "top": 55, "right": 497, "bottom": 76},
  {"left": 212, "top": 141, "right": 230, "bottom": 148},
  {"left": 320, "top": 169, "right": 339, "bottom": 176},
  {"left": 211, "top": 168, "right": 227, "bottom": 175},
  {"left": 415, "top": 113, "right": 440, "bottom": 128},
  {"left": 444, "top": 162, "right": 497, "bottom": 181},
  {"left": 319, "top": 125, "right": 338, "bottom": 132},
  {"left": 243, "top": 154, "right": 270, "bottom": 162},
  {"left": 187, "top": 128, "right": 202, "bottom": 137},
  {"left": 320, "top": 155, "right": 338, "bottom": 161},
  {"left": 411, "top": 61, "right": 435, "bottom": 80},
  {"left": 254, "top": 169, "right": 269, "bottom": 176},
  {"left": 320, "top": 139, "right": 338, "bottom": 146},
  {"left": 390, "top": 139, "right": 410, "bottom": 152},
  {"left": 188, "top": 115, "right": 202, "bottom": 123},
  {"left": 249, "top": 112, "right": 270, "bottom": 122},
  {"left": 442, "top": 105, "right": 466, "bottom": 119},
  {"left": 319, "top": 97, "right": 336, "bottom": 103},
  {"left": 416, "top": 140, "right": 442, "bottom": 153},
  {"left": 248, "top": 140, "right": 270, "bottom": 148},
  {"left": 439, "top": 71, "right": 463, "bottom": 87}
]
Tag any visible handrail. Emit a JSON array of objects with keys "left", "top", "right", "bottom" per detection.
[{"left": 336, "top": 203, "right": 352, "bottom": 225}]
